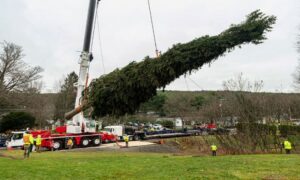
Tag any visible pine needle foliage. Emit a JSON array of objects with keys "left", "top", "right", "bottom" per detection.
[{"left": 88, "top": 10, "right": 276, "bottom": 117}]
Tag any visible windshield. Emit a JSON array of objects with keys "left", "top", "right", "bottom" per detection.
[
  {"left": 103, "top": 128, "right": 112, "bottom": 133},
  {"left": 13, "top": 133, "right": 23, "bottom": 140}
]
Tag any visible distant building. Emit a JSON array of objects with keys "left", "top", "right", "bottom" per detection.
[{"left": 156, "top": 117, "right": 183, "bottom": 128}]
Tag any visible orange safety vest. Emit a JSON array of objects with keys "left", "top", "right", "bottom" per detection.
[{"left": 23, "top": 134, "right": 30, "bottom": 145}]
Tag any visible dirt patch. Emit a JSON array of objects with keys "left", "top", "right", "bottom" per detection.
[{"left": 0, "top": 153, "right": 22, "bottom": 160}]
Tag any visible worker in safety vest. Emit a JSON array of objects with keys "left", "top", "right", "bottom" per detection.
[
  {"left": 67, "top": 138, "right": 73, "bottom": 150},
  {"left": 123, "top": 135, "right": 129, "bottom": 148},
  {"left": 29, "top": 133, "right": 34, "bottom": 153},
  {"left": 35, "top": 135, "right": 42, "bottom": 153},
  {"left": 211, "top": 144, "right": 217, "bottom": 156},
  {"left": 283, "top": 140, "right": 292, "bottom": 154},
  {"left": 23, "top": 132, "right": 33, "bottom": 158}
]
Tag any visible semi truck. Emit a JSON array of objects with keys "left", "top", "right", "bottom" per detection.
[{"left": 103, "top": 125, "right": 204, "bottom": 141}]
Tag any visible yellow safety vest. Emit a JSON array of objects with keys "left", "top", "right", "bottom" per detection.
[
  {"left": 124, "top": 136, "right": 129, "bottom": 142},
  {"left": 67, "top": 139, "right": 73, "bottom": 146},
  {"left": 23, "top": 134, "right": 30, "bottom": 145},
  {"left": 36, "top": 137, "right": 42, "bottom": 145},
  {"left": 284, "top": 141, "right": 292, "bottom": 150},
  {"left": 29, "top": 134, "right": 34, "bottom": 144},
  {"left": 211, "top": 145, "right": 217, "bottom": 151}
]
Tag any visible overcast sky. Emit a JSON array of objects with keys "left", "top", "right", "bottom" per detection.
[{"left": 1, "top": 0, "right": 299, "bottom": 93}]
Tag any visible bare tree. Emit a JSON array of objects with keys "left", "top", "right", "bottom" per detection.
[
  {"left": 0, "top": 41, "right": 43, "bottom": 92},
  {"left": 293, "top": 31, "right": 300, "bottom": 90},
  {"left": 223, "top": 73, "right": 264, "bottom": 92},
  {"left": 54, "top": 72, "right": 78, "bottom": 120}
]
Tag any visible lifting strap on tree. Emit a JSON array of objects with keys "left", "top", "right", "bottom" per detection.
[{"left": 147, "top": 0, "right": 160, "bottom": 58}]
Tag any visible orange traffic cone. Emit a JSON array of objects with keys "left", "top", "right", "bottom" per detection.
[{"left": 159, "top": 139, "right": 165, "bottom": 144}]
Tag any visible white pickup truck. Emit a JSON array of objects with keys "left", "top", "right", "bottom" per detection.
[{"left": 6, "top": 131, "right": 26, "bottom": 148}]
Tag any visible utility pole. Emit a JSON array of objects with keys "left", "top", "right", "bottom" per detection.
[{"left": 219, "top": 98, "right": 225, "bottom": 126}]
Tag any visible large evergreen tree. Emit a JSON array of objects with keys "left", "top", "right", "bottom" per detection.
[{"left": 66, "top": 10, "right": 276, "bottom": 119}]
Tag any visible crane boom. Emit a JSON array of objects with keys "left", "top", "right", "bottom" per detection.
[{"left": 67, "top": 0, "right": 99, "bottom": 134}]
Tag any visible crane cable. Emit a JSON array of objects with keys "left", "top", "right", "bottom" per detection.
[
  {"left": 147, "top": 0, "right": 160, "bottom": 58},
  {"left": 90, "top": 1, "right": 106, "bottom": 74},
  {"left": 90, "top": 0, "right": 99, "bottom": 52},
  {"left": 188, "top": 76, "right": 203, "bottom": 90},
  {"left": 96, "top": 8, "right": 106, "bottom": 74}
]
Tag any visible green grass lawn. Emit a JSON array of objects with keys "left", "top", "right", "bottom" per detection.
[{"left": 0, "top": 150, "right": 299, "bottom": 180}]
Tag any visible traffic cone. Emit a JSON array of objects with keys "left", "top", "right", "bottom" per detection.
[{"left": 160, "top": 139, "right": 164, "bottom": 144}]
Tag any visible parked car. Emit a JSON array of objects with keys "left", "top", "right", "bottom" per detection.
[{"left": 153, "top": 124, "right": 163, "bottom": 130}]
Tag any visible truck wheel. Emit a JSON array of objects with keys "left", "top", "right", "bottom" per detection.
[
  {"left": 92, "top": 137, "right": 101, "bottom": 146},
  {"left": 81, "top": 138, "right": 90, "bottom": 147},
  {"left": 133, "top": 135, "right": 139, "bottom": 141},
  {"left": 53, "top": 140, "right": 63, "bottom": 150}
]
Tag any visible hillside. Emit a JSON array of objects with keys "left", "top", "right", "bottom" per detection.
[{"left": 2, "top": 90, "right": 300, "bottom": 127}]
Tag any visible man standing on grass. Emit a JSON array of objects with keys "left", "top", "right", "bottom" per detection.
[
  {"left": 283, "top": 139, "right": 292, "bottom": 154},
  {"left": 67, "top": 138, "right": 73, "bottom": 150},
  {"left": 211, "top": 144, "right": 217, "bottom": 156},
  {"left": 23, "top": 132, "right": 33, "bottom": 158},
  {"left": 124, "top": 135, "right": 129, "bottom": 148},
  {"left": 28, "top": 133, "right": 34, "bottom": 153},
  {"left": 35, "top": 135, "right": 42, "bottom": 153}
]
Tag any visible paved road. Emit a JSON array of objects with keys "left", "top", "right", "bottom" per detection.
[
  {"left": 94, "top": 141, "right": 155, "bottom": 149},
  {"left": 61, "top": 141, "right": 156, "bottom": 152}
]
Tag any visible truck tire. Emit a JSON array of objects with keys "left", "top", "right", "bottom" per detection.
[
  {"left": 92, "top": 136, "right": 101, "bottom": 146},
  {"left": 133, "top": 135, "right": 139, "bottom": 141},
  {"left": 81, "top": 138, "right": 90, "bottom": 147},
  {"left": 53, "top": 140, "right": 63, "bottom": 150}
]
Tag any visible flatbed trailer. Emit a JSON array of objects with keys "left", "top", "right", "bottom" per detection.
[
  {"left": 139, "top": 129, "right": 202, "bottom": 140},
  {"left": 103, "top": 125, "right": 203, "bottom": 141}
]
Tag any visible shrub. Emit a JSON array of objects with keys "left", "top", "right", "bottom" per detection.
[
  {"left": 279, "top": 125, "right": 300, "bottom": 137},
  {"left": 0, "top": 112, "right": 35, "bottom": 132}
]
